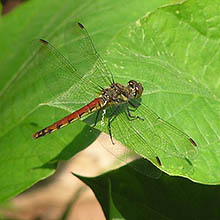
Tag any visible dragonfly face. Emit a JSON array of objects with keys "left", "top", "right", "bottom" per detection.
[{"left": 127, "top": 80, "right": 143, "bottom": 99}]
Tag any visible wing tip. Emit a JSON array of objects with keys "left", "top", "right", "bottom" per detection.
[
  {"left": 77, "top": 22, "right": 84, "bottom": 29},
  {"left": 189, "top": 138, "right": 197, "bottom": 147},
  {"left": 156, "top": 156, "right": 162, "bottom": 166},
  {"left": 40, "top": 39, "right": 49, "bottom": 44}
]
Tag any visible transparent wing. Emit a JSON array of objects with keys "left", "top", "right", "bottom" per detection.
[
  {"left": 97, "top": 101, "right": 198, "bottom": 175},
  {"left": 97, "top": 132, "right": 162, "bottom": 179},
  {"left": 64, "top": 22, "right": 114, "bottom": 88},
  {"left": 31, "top": 39, "right": 77, "bottom": 97},
  {"left": 31, "top": 22, "right": 114, "bottom": 110}
]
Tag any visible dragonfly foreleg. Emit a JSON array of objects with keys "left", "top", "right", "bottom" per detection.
[
  {"left": 108, "top": 105, "right": 121, "bottom": 145},
  {"left": 126, "top": 102, "right": 144, "bottom": 121}
]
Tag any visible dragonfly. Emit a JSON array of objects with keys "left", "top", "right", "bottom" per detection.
[{"left": 32, "top": 22, "right": 198, "bottom": 172}]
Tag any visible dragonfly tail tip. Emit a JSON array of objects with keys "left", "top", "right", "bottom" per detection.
[
  {"left": 32, "top": 130, "right": 45, "bottom": 139},
  {"left": 32, "top": 133, "right": 39, "bottom": 139}
]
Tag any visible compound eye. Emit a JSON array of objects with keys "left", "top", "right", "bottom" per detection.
[{"left": 128, "top": 80, "right": 136, "bottom": 88}]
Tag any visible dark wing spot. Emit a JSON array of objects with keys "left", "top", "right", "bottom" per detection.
[
  {"left": 156, "top": 156, "right": 162, "bottom": 166},
  {"left": 78, "top": 22, "right": 84, "bottom": 29},
  {"left": 189, "top": 138, "right": 197, "bottom": 147},
  {"left": 40, "top": 39, "right": 48, "bottom": 44}
]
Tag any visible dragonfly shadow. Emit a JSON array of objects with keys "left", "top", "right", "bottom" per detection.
[{"left": 33, "top": 125, "right": 100, "bottom": 170}]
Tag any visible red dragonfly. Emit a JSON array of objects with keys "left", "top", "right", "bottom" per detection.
[{"left": 32, "top": 22, "right": 198, "bottom": 172}]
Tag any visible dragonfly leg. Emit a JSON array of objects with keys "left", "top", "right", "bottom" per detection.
[
  {"left": 108, "top": 105, "right": 121, "bottom": 145},
  {"left": 126, "top": 102, "right": 144, "bottom": 121},
  {"left": 128, "top": 100, "right": 138, "bottom": 108},
  {"left": 92, "top": 109, "right": 101, "bottom": 127}
]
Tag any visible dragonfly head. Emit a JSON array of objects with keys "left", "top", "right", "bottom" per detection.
[{"left": 127, "top": 80, "right": 143, "bottom": 99}]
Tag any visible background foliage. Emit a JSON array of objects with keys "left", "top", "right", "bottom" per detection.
[{"left": 0, "top": 0, "right": 219, "bottom": 219}]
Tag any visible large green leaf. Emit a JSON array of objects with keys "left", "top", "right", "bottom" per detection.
[
  {"left": 75, "top": 159, "right": 220, "bottom": 220},
  {"left": 0, "top": 0, "right": 170, "bottom": 203},
  {"left": 36, "top": 0, "right": 220, "bottom": 184},
  {"left": 104, "top": 0, "right": 220, "bottom": 184}
]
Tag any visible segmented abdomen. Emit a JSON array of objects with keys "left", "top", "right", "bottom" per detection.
[{"left": 33, "top": 98, "right": 104, "bottom": 139}]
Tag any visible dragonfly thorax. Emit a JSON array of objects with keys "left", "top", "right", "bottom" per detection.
[{"left": 100, "top": 80, "right": 143, "bottom": 106}]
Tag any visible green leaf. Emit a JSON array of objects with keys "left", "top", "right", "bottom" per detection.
[
  {"left": 104, "top": 0, "right": 220, "bottom": 184},
  {"left": 49, "top": 0, "right": 220, "bottom": 184},
  {"left": 75, "top": 159, "right": 220, "bottom": 220},
  {"left": 0, "top": 0, "right": 170, "bottom": 203},
  {"left": 108, "top": 180, "right": 125, "bottom": 220}
]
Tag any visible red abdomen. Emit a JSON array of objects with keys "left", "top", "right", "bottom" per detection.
[{"left": 33, "top": 98, "right": 104, "bottom": 139}]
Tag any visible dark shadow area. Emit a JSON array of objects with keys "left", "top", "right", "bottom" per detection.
[
  {"left": 33, "top": 124, "right": 100, "bottom": 170},
  {"left": 74, "top": 159, "right": 220, "bottom": 220}
]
